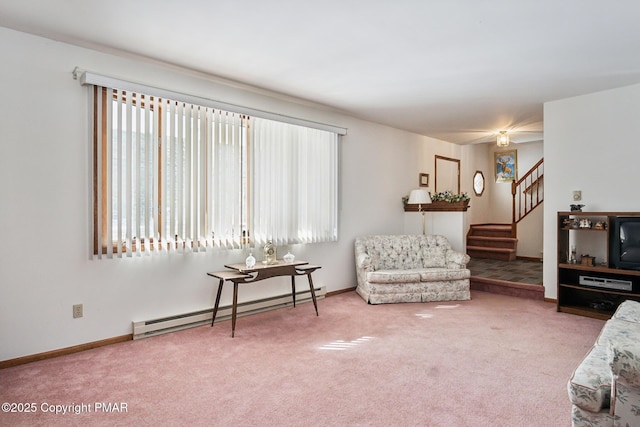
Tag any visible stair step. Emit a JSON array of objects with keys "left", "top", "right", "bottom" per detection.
[
  {"left": 467, "top": 236, "right": 518, "bottom": 249},
  {"left": 467, "top": 224, "right": 517, "bottom": 260},
  {"left": 467, "top": 246, "right": 517, "bottom": 261},
  {"left": 469, "top": 224, "right": 513, "bottom": 238},
  {"left": 470, "top": 231, "right": 513, "bottom": 238}
]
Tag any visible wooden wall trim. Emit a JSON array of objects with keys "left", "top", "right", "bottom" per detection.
[
  {"left": 0, "top": 334, "right": 132, "bottom": 369},
  {"left": 326, "top": 287, "right": 356, "bottom": 297}
]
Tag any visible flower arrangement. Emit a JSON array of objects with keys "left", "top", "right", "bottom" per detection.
[
  {"left": 430, "top": 191, "right": 470, "bottom": 203},
  {"left": 402, "top": 191, "right": 470, "bottom": 205},
  {"left": 402, "top": 190, "right": 470, "bottom": 211}
]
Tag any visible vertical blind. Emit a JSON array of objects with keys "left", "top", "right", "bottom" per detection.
[
  {"left": 251, "top": 118, "right": 338, "bottom": 246},
  {"left": 92, "top": 84, "right": 338, "bottom": 259}
]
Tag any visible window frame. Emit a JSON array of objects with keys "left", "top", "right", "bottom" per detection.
[{"left": 91, "top": 84, "right": 339, "bottom": 258}]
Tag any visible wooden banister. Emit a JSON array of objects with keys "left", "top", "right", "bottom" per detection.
[{"left": 511, "top": 158, "right": 544, "bottom": 237}]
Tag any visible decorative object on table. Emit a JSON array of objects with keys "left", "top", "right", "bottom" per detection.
[
  {"left": 570, "top": 204, "right": 585, "bottom": 212},
  {"left": 570, "top": 245, "right": 577, "bottom": 264},
  {"left": 494, "top": 149, "right": 517, "bottom": 183},
  {"left": 419, "top": 173, "right": 429, "bottom": 187},
  {"left": 407, "top": 188, "right": 432, "bottom": 235},
  {"left": 594, "top": 221, "right": 606, "bottom": 230},
  {"left": 580, "top": 255, "right": 595, "bottom": 266},
  {"left": 263, "top": 240, "right": 276, "bottom": 264},
  {"left": 245, "top": 252, "right": 256, "bottom": 268},
  {"left": 579, "top": 218, "right": 592, "bottom": 229},
  {"left": 283, "top": 251, "right": 295, "bottom": 263}
]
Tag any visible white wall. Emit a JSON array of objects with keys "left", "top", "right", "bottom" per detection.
[
  {"left": 0, "top": 27, "right": 477, "bottom": 361},
  {"left": 462, "top": 143, "right": 493, "bottom": 225},
  {"left": 517, "top": 206, "right": 544, "bottom": 259},
  {"left": 409, "top": 141, "right": 494, "bottom": 233},
  {"left": 543, "top": 83, "right": 640, "bottom": 299}
]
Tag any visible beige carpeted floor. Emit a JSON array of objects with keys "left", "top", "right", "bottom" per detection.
[{"left": 0, "top": 291, "right": 602, "bottom": 427}]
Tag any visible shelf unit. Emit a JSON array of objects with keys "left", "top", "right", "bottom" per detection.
[{"left": 557, "top": 211, "right": 640, "bottom": 320}]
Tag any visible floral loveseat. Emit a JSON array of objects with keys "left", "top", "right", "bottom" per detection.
[
  {"left": 568, "top": 299, "right": 640, "bottom": 427},
  {"left": 354, "top": 234, "right": 471, "bottom": 304}
]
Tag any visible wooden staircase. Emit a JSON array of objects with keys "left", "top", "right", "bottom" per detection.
[
  {"left": 466, "top": 224, "right": 517, "bottom": 261},
  {"left": 467, "top": 157, "right": 543, "bottom": 262}
]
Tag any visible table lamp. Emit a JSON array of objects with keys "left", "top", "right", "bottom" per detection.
[{"left": 408, "top": 188, "right": 432, "bottom": 234}]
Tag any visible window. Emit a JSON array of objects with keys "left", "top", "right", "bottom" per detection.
[
  {"left": 92, "top": 85, "right": 338, "bottom": 258},
  {"left": 251, "top": 118, "right": 338, "bottom": 245}
]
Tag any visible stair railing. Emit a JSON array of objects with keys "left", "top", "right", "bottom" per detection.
[{"left": 510, "top": 158, "right": 544, "bottom": 237}]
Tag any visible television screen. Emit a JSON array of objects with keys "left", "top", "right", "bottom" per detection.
[{"left": 620, "top": 221, "right": 640, "bottom": 263}]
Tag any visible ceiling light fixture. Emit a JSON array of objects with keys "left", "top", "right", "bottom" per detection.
[{"left": 497, "top": 131, "right": 510, "bottom": 147}]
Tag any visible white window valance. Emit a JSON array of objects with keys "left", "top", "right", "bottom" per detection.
[{"left": 75, "top": 68, "right": 347, "bottom": 135}]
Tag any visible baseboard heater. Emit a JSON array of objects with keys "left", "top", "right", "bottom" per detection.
[{"left": 132, "top": 286, "right": 326, "bottom": 340}]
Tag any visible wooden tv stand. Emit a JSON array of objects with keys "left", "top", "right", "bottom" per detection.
[{"left": 557, "top": 211, "right": 640, "bottom": 320}]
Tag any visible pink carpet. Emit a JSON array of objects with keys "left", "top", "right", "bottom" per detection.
[{"left": 0, "top": 290, "right": 604, "bottom": 426}]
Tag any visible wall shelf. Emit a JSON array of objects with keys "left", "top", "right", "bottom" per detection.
[{"left": 404, "top": 202, "right": 469, "bottom": 212}]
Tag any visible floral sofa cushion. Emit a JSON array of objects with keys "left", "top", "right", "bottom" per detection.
[
  {"left": 419, "top": 268, "right": 470, "bottom": 282},
  {"left": 422, "top": 247, "right": 447, "bottom": 268},
  {"left": 612, "top": 299, "right": 640, "bottom": 323},
  {"left": 368, "top": 270, "right": 422, "bottom": 284},
  {"left": 596, "top": 318, "right": 640, "bottom": 347}
]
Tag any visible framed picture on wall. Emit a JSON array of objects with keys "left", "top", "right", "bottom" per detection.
[
  {"left": 494, "top": 150, "right": 518, "bottom": 183},
  {"left": 419, "top": 173, "right": 429, "bottom": 187}
]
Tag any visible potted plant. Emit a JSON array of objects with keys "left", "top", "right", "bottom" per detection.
[{"left": 430, "top": 190, "right": 470, "bottom": 203}]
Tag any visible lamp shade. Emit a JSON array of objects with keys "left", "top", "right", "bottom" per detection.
[{"left": 408, "top": 189, "right": 432, "bottom": 205}]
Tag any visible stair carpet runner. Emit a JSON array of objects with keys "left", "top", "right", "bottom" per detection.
[{"left": 466, "top": 224, "right": 517, "bottom": 261}]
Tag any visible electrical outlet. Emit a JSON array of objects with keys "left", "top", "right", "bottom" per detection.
[
  {"left": 573, "top": 190, "right": 582, "bottom": 201},
  {"left": 73, "top": 304, "right": 83, "bottom": 318}
]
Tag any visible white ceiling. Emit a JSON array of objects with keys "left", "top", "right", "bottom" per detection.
[{"left": 2, "top": 0, "right": 640, "bottom": 144}]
